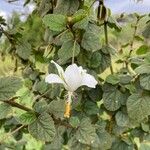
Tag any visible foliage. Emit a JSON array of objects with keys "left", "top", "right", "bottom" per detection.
[{"left": 0, "top": 0, "right": 150, "bottom": 149}]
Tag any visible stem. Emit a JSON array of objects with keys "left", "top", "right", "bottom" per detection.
[
  {"left": 0, "top": 125, "right": 25, "bottom": 143},
  {"left": 4, "top": 99, "right": 33, "bottom": 112},
  {"left": 72, "top": 41, "right": 76, "bottom": 64},
  {"left": 104, "top": 21, "right": 114, "bottom": 74},
  {"left": 129, "top": 17, "right": 140, "bottom": 57}
]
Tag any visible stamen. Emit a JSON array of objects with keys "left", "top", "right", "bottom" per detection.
[{"left": 64, "top": 101, "right": 71, "bottom": 118}]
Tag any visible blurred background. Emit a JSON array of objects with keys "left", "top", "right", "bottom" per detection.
[{"left": 0, "top": 0, "right": 150, "bottom": 21}]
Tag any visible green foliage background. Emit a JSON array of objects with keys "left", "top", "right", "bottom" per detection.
[{"left": 0, "top": 0, "right": 150, "bottom": 149}]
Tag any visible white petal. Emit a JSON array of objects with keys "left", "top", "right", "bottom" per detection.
[
  {"left": 64, "top": 64, "right": 82, "bottom": 92},
  {"left": 81, "top": 73, "right": 98, "bottom": 88},
  {"left": 45, "top": 74, "right": 64, "bottom": 84},
  {"left": 51, "top": 60, "right": 64, "bottom": 77}
]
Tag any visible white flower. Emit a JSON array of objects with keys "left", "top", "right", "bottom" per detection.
[{"left": 45, "top": 61, "right": 98, "bottom": 92}]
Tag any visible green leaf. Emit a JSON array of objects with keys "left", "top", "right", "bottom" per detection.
[
  {"left": 84, "top": 100, "right": 99, "bottom": 115},
  {"left": 33, "top": 100, "right": 48, "bottom": 113},
  {"left": 99, "top": 52, "right": 111, "bottom": 73},
  {"left": 106, "top": 74, "right": 119, "bottom": 85},
  {"left": 101, "top": 45, "right": 116, "bottom": 55},
  {"left": 107, "top": 16, "right": 121, "bottom": 32},
  {"left": 58, "top": 40, "right": 80, "bottom": 62},
  {"left": 54, "top": 30, "right": 74, "bottom": 46},
  {"left": 134, "top": 35, "right": 144, "bottom": 41},
  {"left": 143, "top": 22, "right": 150, "bottom": 39},
  {"left": 16, "top": 41, "right": 32, "bottom": 60},
  {"left": 140, "top": 74, "right": 150, "bottom": 90},
  {"left": 115, "top": 111, "right": 130, "bottom": 127},
  {"left": 75, "top": 118, "right": 96, "bottom": 145},
  {"left": 136, "top": 45, "right": 149, "bottom": 55},
  {"left": 127, "top": 94, "right": 150, "bottom": 122},
  {"left": 68, "top": 137, "right": 89, "bottom": 150},
  {"left": 135, "top": 64, "right": 150, "bottom": 74},
  {"left": 0, "top": 103, "right": 12, "bottom": 119},
  {"left": 90, "top": 51, "right": 102, "bottom": 68},
  {"left": 119, "top": 75, "right": 132, "bottom": 84},
  {"left": 87, "top": 85, "right": 103, "bottom": 102},
  {"left": 48, "top": 99, "right": 65, "bottom": 118},
  {"left": 69, "top": 117, "right": 80, "bottom": 128},
  {"left": 0, "top": 77, "right": 22, "bottom": 101},
  {"left": 54, "top": 0, "right": 79, "bottom": 15},
  {"left": 111, "top": 139, "right": 134, "bottom": 150},
  {"left": 28, "top": 112, "right": 56, "bottom": 142},
  {"left": 103, "top": 84, "right": 123, "bottom": 111},
  {"left": 43, "top": 127, "right": 64, "bottom": 150},
  {"left": 17, "top": 112, "right": 36, "bottom": 125},
  {"left": 81, "top": 31, "right": 101, "bottom": 52},
  {"left": 91, "top": 131, "right": 112, "bottom": 150},
  {"left": 43, "top": 14, "right": 67, "bottom": 32},
  {"left": 33, "top": 80, "right": 48, "bottom": 94},
  {"left": 139, "top": 143, "right": 150, "bottom": 150},
  {"left": 73, "top": 17, "right": 89, "bottom": 30}
]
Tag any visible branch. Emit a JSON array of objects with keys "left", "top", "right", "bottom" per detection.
[{"left": 4, "top": 98, "right": 33, "bottom": 112}]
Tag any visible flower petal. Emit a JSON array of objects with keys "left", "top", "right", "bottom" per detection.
[
  {"left": 51, "top": 60, "right": 64, "bottom": 77},
  {"left": 64, "top": 64, "right": 82, "bottom": 92},
  {"left": 81, "top": 73, "right": 98, "bottom": 88},
  {"left": 45, "top": 74, "right": 64, "bottom": 84}
]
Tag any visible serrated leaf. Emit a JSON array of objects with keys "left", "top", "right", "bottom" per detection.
[
  {"left": 81, "top": 31, "right": 101, "bottom": 52},
  {"left": 43, "top": 14, "right": 67, "bottom": 32},
  {"left": 140, "top": 74, "right": 150, "bottom": 90},
  {"left": 0, "top": 77, "right": 22, "bottom": 101},
  {"left": 115, "top": 111, "right": 130, "bottom": 127},
  {"left": 17, "top": 112, "right": 36, "bottom": 125},
  {"left": 75, "top": 118, "right": 96, "bottom": 145},
  {"left": 103, "top": 84, "right": 122, "bottom": 111},
  {"left": 127, "top": 94, "right": 150, "bottom": 122},
  {"left": 16, "top": 41, "right": 32, "bottom": 60},
  {"left": 48, "top": 99, "right": 65, "bottom": 118},
  {"left": 58, "top": 40, "right": 80, "bottom": 62},
  {"left": 28, "top": 112, "right": 56, "bottom": 142},
  {"left": 0, "top": 103, "right": 12, "bottom": 119}
]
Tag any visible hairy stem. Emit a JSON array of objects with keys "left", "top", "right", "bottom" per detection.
[{"left": 104, "top": 21, "right": 114, "bottom": 74}]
